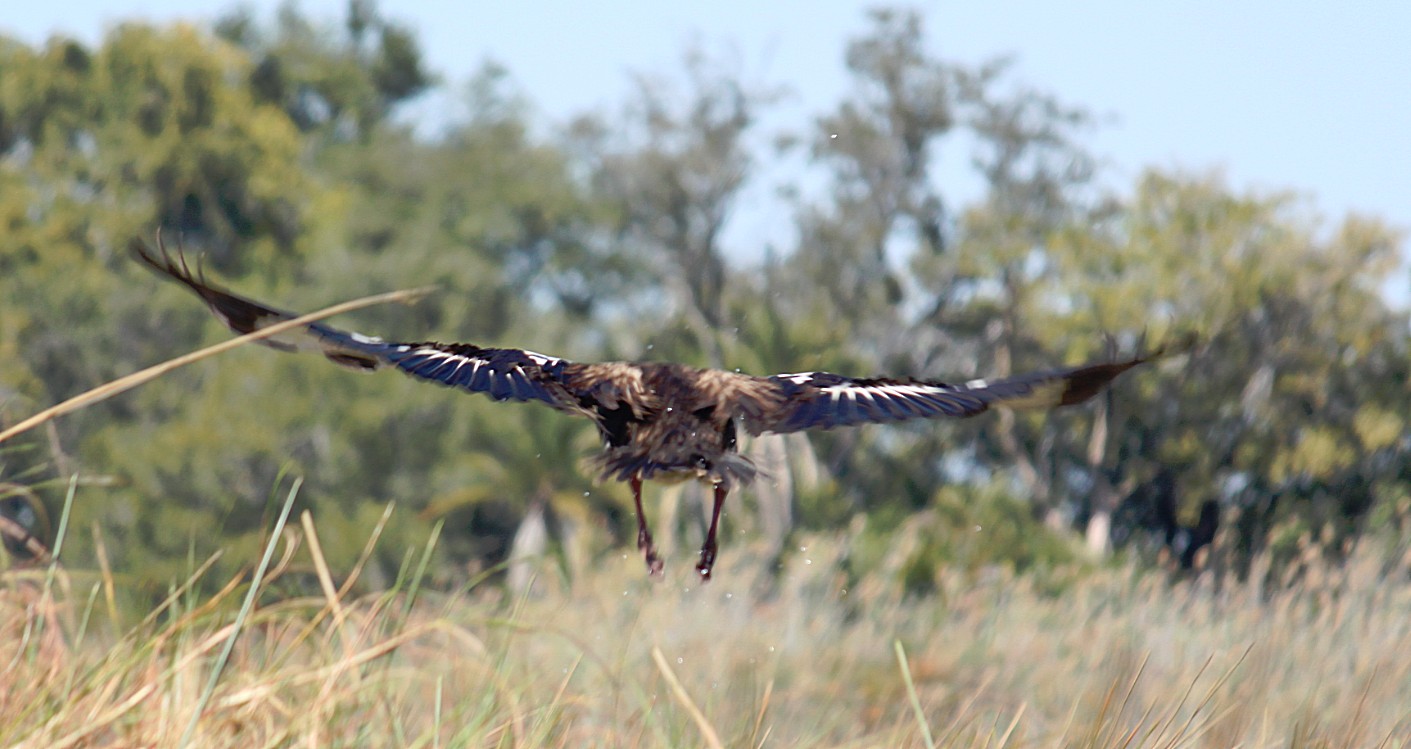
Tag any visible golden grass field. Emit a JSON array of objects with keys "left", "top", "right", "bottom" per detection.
[{"left": 3, "top": 504, "right": 1409, "bottom": 749}]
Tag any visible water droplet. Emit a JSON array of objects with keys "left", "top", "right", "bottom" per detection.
[
  {"left": 805, "top": 558, "right": 812, "bottom": 565},
  {"left": 677, "top": 657, "right": 684, "bottom": 665},
  {"left": 973, "top": 524, "right": 982, "bottom": 532},
  {"left": 829, "top": 133, "right": 838, "bottom": 139}
]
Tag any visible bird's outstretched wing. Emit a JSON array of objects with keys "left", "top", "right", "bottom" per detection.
[
  {"left": 132, "top": 239, "right": 584, "bottom": 413},
  {"left": 745, "top": 352, "right": 1175, "bottom": 435}
]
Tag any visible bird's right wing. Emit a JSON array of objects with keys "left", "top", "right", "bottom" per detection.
[{"left": 132, "top": 239, "right": 585, "bottom": 413}]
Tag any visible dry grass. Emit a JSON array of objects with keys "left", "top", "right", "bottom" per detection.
[{"left": 4, "top": 513, "right": 1410, "bottom": 749}]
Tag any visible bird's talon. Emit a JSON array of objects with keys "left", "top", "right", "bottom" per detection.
[{"left": 696, "top": 547, "right": 716, "bottom": 581}]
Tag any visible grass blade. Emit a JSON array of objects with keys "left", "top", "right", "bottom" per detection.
[
  {"left": 177, "top": 476, "right": 302, "bottom": 749},
  {"left": 895, "top": 640, "right": 937, "bottom": 749},
  {"left": 652, "top": 645, "right": 724, "bottom": 749},
  {"left": 0, "top": 286, "right": 434, "bottom": 445}
]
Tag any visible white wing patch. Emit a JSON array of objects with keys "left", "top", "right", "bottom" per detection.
[
  {"left": 820, "top": 382, "right": 958, "bottom": 398},
  {"left": 763, "top": 374, "right": 989, "bottom": 431},
  {"left": 525, "top": 350, "right": 562, "bottom": 367}
]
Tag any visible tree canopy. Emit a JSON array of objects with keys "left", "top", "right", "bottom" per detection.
[{"left": 2, "top": 4, "right": 1407, "bottom": 594}]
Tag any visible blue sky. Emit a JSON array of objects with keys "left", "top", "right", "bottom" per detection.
[{"left": 7, "top": 1, "right": 1410, "bottom": 286}]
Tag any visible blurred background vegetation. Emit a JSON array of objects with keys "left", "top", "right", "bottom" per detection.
[{"left": 2, "top": 2, "right": 1408, "bottom": 598}]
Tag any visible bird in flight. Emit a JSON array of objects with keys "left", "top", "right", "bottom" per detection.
[{"left": 134, "top": 238, "right": 1178, "bottom": 580}]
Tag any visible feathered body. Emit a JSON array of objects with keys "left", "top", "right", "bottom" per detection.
[
  {"left": 579, "top": 362, "right": 761, "bottom": 489},
  {"left": 133, "top": 239, "right": 1178, "bottom": 579}
]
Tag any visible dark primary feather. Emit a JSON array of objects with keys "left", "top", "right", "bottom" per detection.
[{"left": 133, "top": 240, "right": 306, "bottom": 352}]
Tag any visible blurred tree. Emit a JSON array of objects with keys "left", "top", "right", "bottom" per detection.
[
  {"left": 0, "top": 22, "right": 321, "bottom": 584},
  {"left": 0, "top": 22, "right": 312, "bottom": 408},
  {"left": 0, "top": 17, "right": 614, "bottom": 588},
  {"left": 4, "top": 4, "right": 1407, "bottom": 594},
  {"left": 1053, "top": 171, "right": 1411, "bottom": 575},
  {"left": 214, "top": 0, "right": 432, "bottom": 140},
  {"left": 569, "top": 46, "right": 778, "bottom": 367},
  {"left": 771, "top": 8, "right": 1107, "bottom": 552},
  {"left": 925, "top": 58, "right": 1102, "bottom": 541},
  {"left": 769, "top": 8, "right": 971, "bottom": 529},
  {"left": 793, "top": 8, "right": 957, "bottom": 349}
]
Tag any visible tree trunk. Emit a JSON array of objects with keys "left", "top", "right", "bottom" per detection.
[
  {"left": 749, "top": 432, "right": 793, "bottom": 561},
  {"left": 1082, "top": 394, "right": 1114, "bottom": 557}
]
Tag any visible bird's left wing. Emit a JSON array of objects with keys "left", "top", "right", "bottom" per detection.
[
  {"left": 743, "top": 357, "right": 1161, "bottom": 435},
  {"left": 132, "top": 239, "right": 585, "bottom": 413}
]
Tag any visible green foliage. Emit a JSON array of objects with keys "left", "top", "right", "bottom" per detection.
[
  {"left": 0, "top": 22, "right": 310, "bottom": 403},
  {"left": 215, "top": 0, "right": 432, "bottom": 138},
  {"left": 0, "top": 21, "right": 329, "bottom": 589},
  {"left": 2, "top": 4, "right": 1408, "bottom": 596},
  {"left": 1049, "top": 171, "right": 1411, "bottom": 571},
  {"left": 0, "top": 11, "right": 600, "bottom": 590},
  {"left": 846, "top": 482, "right": 1081, "bottom": 598}
]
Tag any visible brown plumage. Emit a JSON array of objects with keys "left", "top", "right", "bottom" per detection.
[{"left": 133, "top": 238, "right": 1182, "bottom": 580}]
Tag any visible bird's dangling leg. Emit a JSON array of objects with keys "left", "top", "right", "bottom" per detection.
[
  {"left": 630, "top": 475, "right": 663, "bottom": 576},
  {"left": 696, "top": 483, "right": 729, "bottom": 581}
]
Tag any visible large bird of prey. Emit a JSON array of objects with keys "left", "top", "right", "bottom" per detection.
[{"left": 134, "top": 239, "right": 1176, "bottom": 580}]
